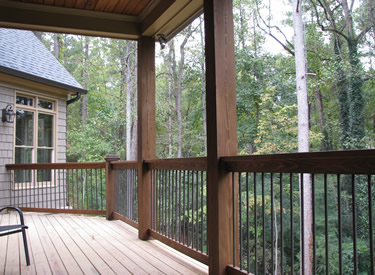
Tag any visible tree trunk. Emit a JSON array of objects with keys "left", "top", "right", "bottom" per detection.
[
  {"left": 200, "top": 17, "right": 207, "bottom": 151},
  {"left": 82, "top": 36, "right": 89, "bottom": 125},
  {"left": 314, "top": 86, "right": 330, "bottom": 150},
  {"left": 176, "top": 27, "right": 192, "bottom": 158},
  {"left": 168, "top": 41, "right": 176, "bottom": 157},
  {"left": 293, "top": 1, "right": 312, "bottom": 274},
  {"left": 125, "top": 41, "right": 134, "bottom": 160},
  {"left": 53, "top": 34, "right": 60, "bottom": 59}
]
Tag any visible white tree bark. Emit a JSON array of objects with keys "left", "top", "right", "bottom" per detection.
[{"left": 293, "top": 1, "right": 312, "bottom": 274}]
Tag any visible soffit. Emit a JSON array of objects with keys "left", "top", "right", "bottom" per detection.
[{"left": 0, "top": 0, "right": 203, "bottom": 40}]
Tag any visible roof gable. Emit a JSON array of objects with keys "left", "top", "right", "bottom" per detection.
[{"left": 0, "top": 28, "right": 85, "bottom": 93}]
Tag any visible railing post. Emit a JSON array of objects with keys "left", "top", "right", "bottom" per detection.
[
  {"left": 204, "top": 0, "right": 238, "bottom": 274},
  {"left": 137, "top": 36, "right": 156, "bottom": 240},
  {"left": 105, "top": 154, "right": 120, "bottom": 220}
]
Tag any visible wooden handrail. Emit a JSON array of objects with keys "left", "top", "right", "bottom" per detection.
[
  {"left": 6, "top": 162, "right": 106, "bottom": 170},
  {"left": 221, "top": 149, "right": 375, "bottom": 174},
  {"left": 111, "top": 161, "right": 137, "bottom": 169},
  {"left": 145, "top": 157, "right": 207, "bottom": 171}
]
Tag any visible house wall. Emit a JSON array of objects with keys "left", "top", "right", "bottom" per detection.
[
  {"left": 0, "top": 84, "right": 68, "bottom": 208},
  {"left": 0, "top": 85, "right": 15, "bottom": 207}
]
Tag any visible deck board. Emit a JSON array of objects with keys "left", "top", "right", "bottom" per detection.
[{"left": 0, "top": 211, "right": 208, "bottom": 274}]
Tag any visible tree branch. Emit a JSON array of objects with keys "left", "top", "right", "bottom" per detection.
[{"left": 254, "top": 0, "right": 295, "bottom": 55}]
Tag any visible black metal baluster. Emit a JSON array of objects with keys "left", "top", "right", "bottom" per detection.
[
  {"left": 239, "top": 173, "right": 242, "bottom": 270},
  {"left": 95, "top": 169, "right": 98, "bottom": 210},
  {"left": 280, "top": 173, "right": 284, "bottom": 275},
  {"left": 183, "top": 170, "right": 186, "bottom": 245},
  {"left": 233, "top": 172, "right": 236, "bottom": 266},
  {"left": 179, "top": 170, "right": 182, "bottom": 243},
  {"left": 200, "top": 171, "right": 204, "bottom": 253},
  {"left": 337, "top": 174, "right": 342, "bottom": 275},
  {"left": 90, "top": 169, "right": 93, "bottom": 210},
  {"left": 324, "top": 174, "right": 328, "bottom": 275},
  {"left": 254, "top": 172, "right": 258, "bottom": 274},
  {"left": 187, "top": 170, "right": 190, "bottom": 246},
  {"left": 301, "top": 173, "right": 305, "bottom": 275},
  {"left": 163, "top": 170, "right": 167, "bottom": 236},
  {"left": 173, "top": 170, "right": 176, "bottom": 240},
  {"left": 192, "top": 170, "right": 195, "bottom": 249},
  {"left": 85, "top": 169, "right": 89, "bottom": 210},
  {"left": 100, "top": 168, "right": 103, "bottom": 210},
  {"left": 368, "top": 175, "right": 374, "bottom": 275},
  {"left": 352, "top": 174, "right": 358, "bottom": 275},
  {"left": 262, "top": 173, "right": 265, "bottom": 274},
  {"left": 271, "top": 173, "right": 274, "bottom": 275},
  {"left": 312, "top": 174, "right": 316, "bottom": 275},
  {"left": 151, "top": 170, "right": 154, "bottom": 229},
  {"left": 196, "top": 170, "right": 199, "bottom": 250},
  {"left": 290, "top": 173, "right": 294, "bottom": 275},
  {"left": 246, "top": 172, "right": 250, "bottom": 273}
]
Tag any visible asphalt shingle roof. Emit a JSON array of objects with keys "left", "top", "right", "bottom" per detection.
[{"left": 0, "top": 28, "right": 84, "bottom": 92}]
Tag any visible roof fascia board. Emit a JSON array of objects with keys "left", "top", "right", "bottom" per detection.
[
  {"left": 0, "top": 0, "right": 140, "bottom": 40},
  {"left": 0, "top": 66, "right": 88, "bottom": 95},
  {"left": 141, "top": 0, "right": 203, "bottom": 39}
]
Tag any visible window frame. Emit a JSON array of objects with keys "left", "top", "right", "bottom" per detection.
[{"left": 13, "top": 91, "right": 58, "bottom": 189}]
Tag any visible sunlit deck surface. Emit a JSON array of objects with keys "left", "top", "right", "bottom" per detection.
[{"left": 0, "top": 211, "right": 208, "bottom": 274}]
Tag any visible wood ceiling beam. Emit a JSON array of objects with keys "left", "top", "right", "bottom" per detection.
[{"left": 0, "top": 0, "right": 141, "bottom": 39}]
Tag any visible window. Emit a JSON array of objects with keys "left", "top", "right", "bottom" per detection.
[{"left": 14, "top": 93, "right": 56, "bottom": 186}]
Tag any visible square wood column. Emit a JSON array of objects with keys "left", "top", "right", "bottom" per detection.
[
  {"left": 204, "top": 0, "right": 238, "bottom": 274},
  {"left": 137, "top": 36, "right": 156, "bottom": 240}
]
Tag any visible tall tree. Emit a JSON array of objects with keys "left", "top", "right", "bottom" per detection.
[
  {"left": 310, "top": 0, "right": 375, "bottom": 148},
  {"left": 293, "top": 0, "right": 312, "bottom": 273}
]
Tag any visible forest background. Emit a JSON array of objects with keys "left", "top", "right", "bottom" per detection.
[{"left": 35, "top": 0, "right": 375, "bottom": 163}]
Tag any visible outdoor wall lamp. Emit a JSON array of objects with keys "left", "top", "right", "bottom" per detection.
[
  {"left": 2, "top": 105, "right": 15, "bottom": 123},
  {"left": 157, "top": 34, "right": 167, "bottom": 50}
]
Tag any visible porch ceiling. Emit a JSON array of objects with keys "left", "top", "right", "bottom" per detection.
[{"left": 0, "top": 0, "right": 203, "bottom": 40}]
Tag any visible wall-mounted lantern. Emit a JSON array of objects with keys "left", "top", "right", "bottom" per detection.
[{"left": 2, "top": 105, "right": 15, "bottom": 123}]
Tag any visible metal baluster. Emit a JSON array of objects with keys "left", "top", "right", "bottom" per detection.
[
  {"left": 337, "top": 174, "right": 342, "bottom": 275},
  {"left": 183, "top": 170, "right": 186, "bottom": 245},
  {"left": 195, "top": 171, "right": 199, "bottom": 250},
  {"left": 239, "top": 173, "right": 242, "bottom": 270},
  {"left": 246, "top": 172, "right": 250, "bottom": 273},
  {"left": 280, "top": 173, "right": 284, "bottom": 275},
  {"left": 312, "top": 174, "right": 316, "bottom": 275},
  {"left": 290, "top": 173, "right": 294, "bottom": 275},
  {"left": 254, "top": 172, "right": 258, "bottom": 274},
  {"left": 368, "top": 175, "right": 374, "bottom": 275},
  {"left": 192, "top": 171, "right": 195, "bottom": 249},
  {"left": 271, "top": 173, "right": 274, "bottom": 275},
  {"left": 324, "top": 174, "right": 328, "bottom": 275},
  {"left": 352, "top": 174, "right": 357, "bottom": 275},
  {"left": 233, "top": 172, "right": 236, "bottom": 266},
  {"left": 200, "top": 170, "right": 204, "bottom": 253},
  {"left": 262, "top": 173, "right": 265, "bottom": 274},
  {"left": 301, "top": 173, "right": 304, "bottom": 275}
]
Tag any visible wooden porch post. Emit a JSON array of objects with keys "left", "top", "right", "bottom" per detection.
[
  {"left": 137, "top": 36, "right": 156, "bottom": 240},
  {"left": 204, "top": 0, "right": 238, "bottom": 274},
  {"left": 105, "top": 154, "right": 120, "bottom": 220}
]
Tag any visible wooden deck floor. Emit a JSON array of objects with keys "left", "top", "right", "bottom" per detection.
[{"left": 0, "top": 211, "right": 208, "bottom": 274}]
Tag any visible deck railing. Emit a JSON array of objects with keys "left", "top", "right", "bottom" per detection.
[
  {"left": 5, "top": 151, "right": 375, "bottom": 273},
  {"left": 112, "top": 161, "right": 138, "bottom": 227},
  {"left": 222, "top": 150, "right": 375, "bottom": 275},
  {"left": 5, "top": 162, "right": 106, "bottom": 215},
  {"left": 147, "top": 157, "right": 209, "bottom": 264}
]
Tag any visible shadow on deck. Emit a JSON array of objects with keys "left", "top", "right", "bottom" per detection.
[{"left": 0, "top": 211, "right": 208, "bottom": 274}]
